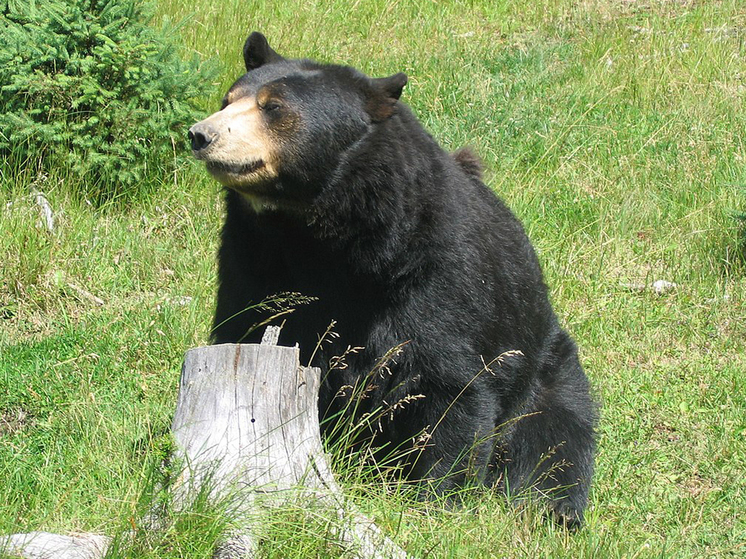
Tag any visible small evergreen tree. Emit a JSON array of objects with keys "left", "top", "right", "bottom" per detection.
[{"left": 0, "top": 0, "right": 213, "bottom": 199}]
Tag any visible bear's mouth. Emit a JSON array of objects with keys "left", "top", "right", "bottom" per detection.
[{"left": 206, "top": 159, "right": 265, "bottom": 176}]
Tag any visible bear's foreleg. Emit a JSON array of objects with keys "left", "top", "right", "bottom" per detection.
[{"left": 405, "top": 384, "right": 501, "bottom": 494}]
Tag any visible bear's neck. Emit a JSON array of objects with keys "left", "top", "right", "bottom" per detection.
[{"left": 307, "top": 109, "right": 454, "bottom": 276}]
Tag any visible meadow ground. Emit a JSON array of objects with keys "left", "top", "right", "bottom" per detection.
[{"left": 1, "top": 0, "right": 745, "bottom": 557}]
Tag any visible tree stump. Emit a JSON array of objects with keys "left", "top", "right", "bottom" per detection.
[{"left": 1, "top": 334, "right": 409, "bottom": 559}]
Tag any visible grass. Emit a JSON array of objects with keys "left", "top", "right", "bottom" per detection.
[{"left": 2, "top": 0, "right": 745, "bottom": 557}]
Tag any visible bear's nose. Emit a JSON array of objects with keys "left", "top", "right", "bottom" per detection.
[{"left": 188, "top": 123, "right": 218, "bottom": 152}]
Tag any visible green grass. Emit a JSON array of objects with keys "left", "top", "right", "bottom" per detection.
[{"left": 2, "top": 0, "right": 746, "bottom": 557}]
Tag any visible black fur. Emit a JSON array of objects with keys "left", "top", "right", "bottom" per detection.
[{"left": 204, "top": 33, "right": 597, "bottom": 526}]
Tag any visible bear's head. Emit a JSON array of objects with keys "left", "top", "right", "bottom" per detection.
[{"left": 189, "top": 32, "right": 407, "bottom": 210}]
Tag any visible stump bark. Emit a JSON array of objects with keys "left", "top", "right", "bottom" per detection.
[{"left": 1, "top": 335, "right": 409, "bottom": 559}]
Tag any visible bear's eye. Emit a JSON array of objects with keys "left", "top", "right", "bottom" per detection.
[{"left": 260, "top": 100, "right": 281, "bottom": 112}]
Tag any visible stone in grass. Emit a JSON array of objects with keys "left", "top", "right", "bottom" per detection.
[{"left": 652, "top": 280, "right": 678, "bottom": 295}]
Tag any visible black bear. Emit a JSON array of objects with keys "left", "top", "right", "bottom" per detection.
[{"left": 189, "top": 32, "right": 597, "bottom": 526}]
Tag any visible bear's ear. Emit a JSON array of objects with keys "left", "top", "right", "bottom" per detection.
[
  {"left": 367, "top": 72, "right": 408, "bottom": 122},
  {"left": 243, "top": 32, "right": 285, "bottom": 71}
]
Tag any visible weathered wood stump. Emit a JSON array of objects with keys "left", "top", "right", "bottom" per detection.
[{"left": 1, "top": 333, "right": 409, "bottom": 559}]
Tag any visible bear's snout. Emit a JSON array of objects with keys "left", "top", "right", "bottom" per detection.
[{"left": 188, "top": 123, "right": 218, "bottom": 153}]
